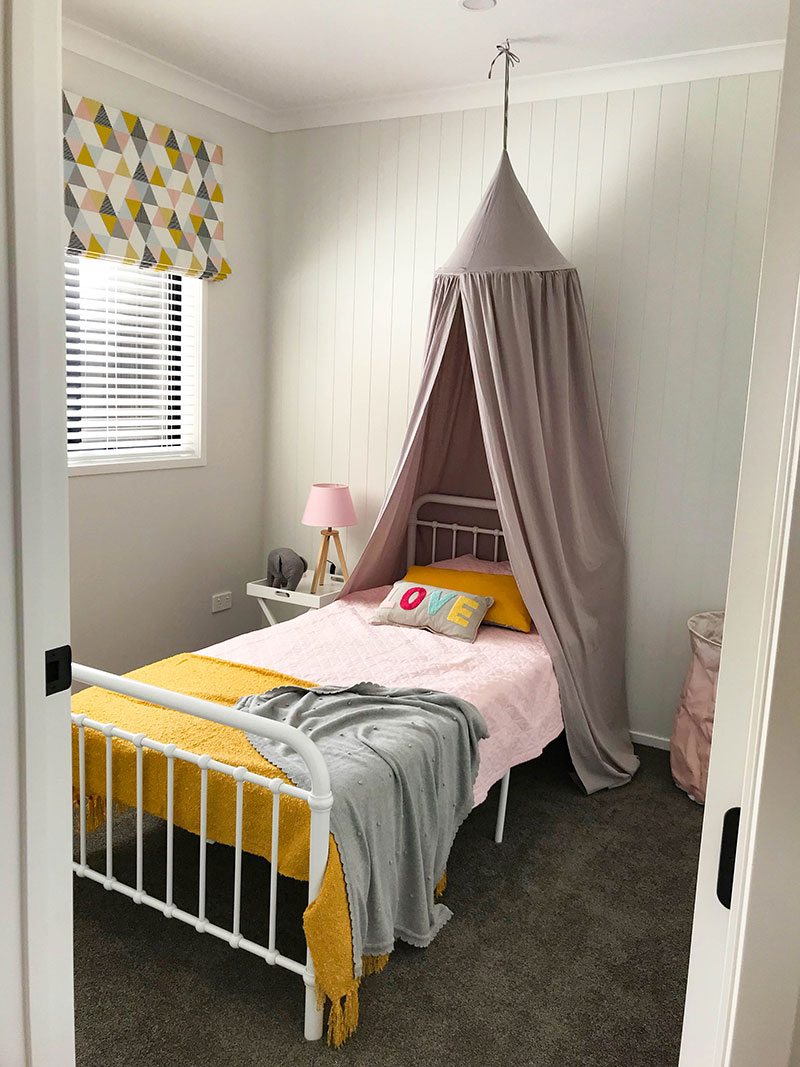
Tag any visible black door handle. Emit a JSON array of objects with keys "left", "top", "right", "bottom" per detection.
[
  {"left": 45, "top": 644, "right": 72, "bottom": 696},
  {"left": 716, "top": 806, "right": 741, "bottom": 909}
]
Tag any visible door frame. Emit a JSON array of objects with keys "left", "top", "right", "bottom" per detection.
[
  {"left": 1, "top": 0, "right": 76, "bottom": 1062},
  {"left": 680, "top": 2, "right": 800, "bottom": 1062}
]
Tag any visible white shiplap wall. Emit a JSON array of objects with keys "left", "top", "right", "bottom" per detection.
[{"left": 265, "top": 71, "right": 780, "bottom": 742}]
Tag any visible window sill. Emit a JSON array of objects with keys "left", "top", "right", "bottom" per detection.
[{"left": 68, "top": 453, "right": 206, "bottom": 477}]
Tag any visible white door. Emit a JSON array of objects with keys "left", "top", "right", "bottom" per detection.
[
  {"left": 0, "top": 0, "right": 76, "bottom": 1063},
  {"left": 680, "top": 3, "right": 800, "bottom": 1064}
]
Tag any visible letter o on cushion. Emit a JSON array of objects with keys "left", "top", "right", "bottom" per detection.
[{"left": 399, "top": 586, "right": 427, "bottom": 611}]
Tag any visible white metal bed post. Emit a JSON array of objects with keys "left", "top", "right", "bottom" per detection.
[
  {"left": 71, "top": 664, "right": 333, "bottom": 1042},
  {"left": 406, "top": 494, "right": 512, "bottom": 844}
]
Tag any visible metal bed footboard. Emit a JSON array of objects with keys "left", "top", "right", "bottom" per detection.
[{"left": 71, "top": 663, "right": 333, "bottom": 1042}]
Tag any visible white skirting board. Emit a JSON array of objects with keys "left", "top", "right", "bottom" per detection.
[{"left": 630, "top": 730, "right": 671, "bottom": 751}]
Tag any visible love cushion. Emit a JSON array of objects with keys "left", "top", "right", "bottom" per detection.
[{"left": 370, "top": 581, "right": 494, "bottom": 643}]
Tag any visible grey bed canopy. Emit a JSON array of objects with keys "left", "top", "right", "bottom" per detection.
[{"left": 345, "top": 49, "right": 637, "bottom": 793}]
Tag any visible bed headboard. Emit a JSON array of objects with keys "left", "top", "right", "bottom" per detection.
[{"left": 406, "top": 494, "right": 505, "bottom": 569}]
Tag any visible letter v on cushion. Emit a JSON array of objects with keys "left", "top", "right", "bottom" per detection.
[{"left": 427, "top": 588, "right": 458, "bottom": 615}]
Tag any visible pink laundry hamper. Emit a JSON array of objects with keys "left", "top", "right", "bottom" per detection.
[{"left": 670, "top": 610, "right": 725, "bottom": 804}]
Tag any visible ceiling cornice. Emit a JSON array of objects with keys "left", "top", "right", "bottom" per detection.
[
  {"left": 62, "top": 19, "right": 283, "bottom": 131},
  {"left": 62, "top": 19, "right": 785, "bottom": 135}
]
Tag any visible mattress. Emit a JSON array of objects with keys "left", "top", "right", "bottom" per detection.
[{"left": 199, "top": 585, "right": 563, "bottom": 806}]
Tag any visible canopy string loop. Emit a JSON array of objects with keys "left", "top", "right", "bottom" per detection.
[{"left": 488, "top": 39, "right": 520, "bottom": 151}]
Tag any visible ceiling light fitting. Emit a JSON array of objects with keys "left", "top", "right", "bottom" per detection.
[{"left": 459, "top": 0, "right": 497, "bottom": 10}]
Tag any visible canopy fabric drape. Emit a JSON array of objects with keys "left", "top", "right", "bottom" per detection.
[
  {"left": 345, "top": 152, "right": 638, "bottom": 793},
  {"left": 62, "top": 91, "right": 230, "bottom": 281}
]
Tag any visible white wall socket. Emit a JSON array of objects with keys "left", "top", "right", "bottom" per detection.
[{"left": 211, "top": 591, "right": 232, "bottom": 613}]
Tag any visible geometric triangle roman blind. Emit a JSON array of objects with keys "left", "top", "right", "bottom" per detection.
[{"left": 62, "top": 90, "right": 231, "bottom": 281}]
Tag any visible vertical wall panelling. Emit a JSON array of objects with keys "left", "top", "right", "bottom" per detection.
[
  {"left": 590, "top": 89, "right": 635, "bottom": 426},
  {"left": 623, "top": 82, "right": 691, "bottom": 733},
  {"left": 570, "top": 93, "right": 608, "bottom": 307},
  {"left": 405, "top": 115, "right": 442, "bottom": 479},
  {"left": 527, "top": 99, "right": 557, "bottom": 230},
  {"left": 384, "top": 118, "right": 422, "bottom": 492},
  {"left": 481, "top": 106, "right": 504, "bottom": 187},
  {"left": 608, "top": 84, "right": 662, "bottom": 541},
  {"left": 548, "top": 96, "right": 582, "bottom": 261},
  {"left": 347, "top": 123, "right": 380, "bottom": 555},
  {"left": 312, "top": 126, "right": 340, "bottom": 505},
  {"left": 699, "top": 73, "right": 780, "bottom": 603},
  {"left": 365, "top": 121, "right": 401, "bottom": 533},
  {"left": 266, "top": 71, "right": 781, "bottom": 741},
  {"left": 330, "top": 123, "right": 361, "bottom": 521}
]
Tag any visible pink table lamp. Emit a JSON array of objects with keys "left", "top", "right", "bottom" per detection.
[{"left": 302, "top": 483, "right": 357, "bottom": 593}]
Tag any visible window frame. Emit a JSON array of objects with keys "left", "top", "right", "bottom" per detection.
[{"left": 65, "top": 259, "right": 206, "bottom": 477}]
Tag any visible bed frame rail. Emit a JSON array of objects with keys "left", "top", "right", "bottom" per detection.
[
  {"left": 406, "top": 493, "right": 505, "bottom": 568},
  {"left": 71, "top": 663, "right": 332, "bottom": 1042}
]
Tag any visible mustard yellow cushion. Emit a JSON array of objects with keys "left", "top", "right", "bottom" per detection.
[{"left": 404, "top": 565, "right": 532, "bottom": 633}]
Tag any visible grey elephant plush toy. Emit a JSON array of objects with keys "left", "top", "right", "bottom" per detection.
[{"left": 266, "top": 547, "right": 308, "bottom": 591}]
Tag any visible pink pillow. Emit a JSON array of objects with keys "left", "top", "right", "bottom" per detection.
[{"left": 431, "top": 553, "right": 513, "bottom": 576}]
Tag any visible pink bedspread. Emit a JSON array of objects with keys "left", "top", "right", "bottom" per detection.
[{"left": 199, "top": 587, "right": 563, "bottom": 806}]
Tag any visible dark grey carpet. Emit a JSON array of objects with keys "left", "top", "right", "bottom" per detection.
[{"left": 73, "top": 741, "right": 702, "bottom": 1067}]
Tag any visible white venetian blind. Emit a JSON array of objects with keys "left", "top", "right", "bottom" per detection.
[{"left": 65, "top": 255, "right": 201, "bottom": 465}]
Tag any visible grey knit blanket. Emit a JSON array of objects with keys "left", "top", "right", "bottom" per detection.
[{"left": 237, "top": 682, "right": 488, "bottom": 976}]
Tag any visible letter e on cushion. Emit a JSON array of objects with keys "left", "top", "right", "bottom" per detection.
[{"left": 447, "top": 596, "right": 479, "bottom": 628}]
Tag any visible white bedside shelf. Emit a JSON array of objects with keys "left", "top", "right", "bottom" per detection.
[{"left": 246, "top": 571, "right": 345, "bottom": 625}]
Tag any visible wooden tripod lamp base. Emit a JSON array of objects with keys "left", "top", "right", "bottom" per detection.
[
  {"left": 301, "top": 483, "right": 358, "bottom": 595},
  {"left": 311, "top": 527, "right": 349, "bottom": 594}
]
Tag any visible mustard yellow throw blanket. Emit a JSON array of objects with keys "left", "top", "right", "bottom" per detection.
[{"left": 72, "top": 652, "right": 426, "bottom": 1046}]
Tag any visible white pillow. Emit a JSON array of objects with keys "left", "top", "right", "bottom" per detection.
[{"left": 428, "top": 553, "right": 513, "bottom": 576}]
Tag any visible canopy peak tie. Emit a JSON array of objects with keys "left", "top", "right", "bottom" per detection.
[{"left": 488, "top": 39, "right": 520, "bottom": 151}]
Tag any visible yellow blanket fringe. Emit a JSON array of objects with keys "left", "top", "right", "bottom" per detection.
[
  {"left": 73, "top": 788, "right": 106, "bottom": 834},
  {"left": 362, "top": 953, "right": 390, "bottom": 976},
  {"left": 71, "top": 653, "right": 450, "bottom": 1047},
  {"left": 326, "top": 985, "right": 360, "bottom": 1047}
]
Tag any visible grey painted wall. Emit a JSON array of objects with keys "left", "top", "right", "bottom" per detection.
[{"left": 64, "top": 52, "right": 270, "bottom": 674}]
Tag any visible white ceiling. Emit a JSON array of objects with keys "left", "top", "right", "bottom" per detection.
[{"left": 63, "top": 0, "right": 788, "bottom": 127}]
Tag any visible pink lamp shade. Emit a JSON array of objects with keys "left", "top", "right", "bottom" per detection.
[{"left": 301, "top": 483, "right": 357, "bottom": 529}]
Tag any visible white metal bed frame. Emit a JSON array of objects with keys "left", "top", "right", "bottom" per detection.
[
  {"left": 71, "top": 665, "right": 333, "bottom": 1041},
  {"left": 71, "top": 494, "right": 512, "bottom": 1043}
]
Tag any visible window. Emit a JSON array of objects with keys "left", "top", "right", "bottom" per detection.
[{"left": 65, "top": 256, "right": 202, "bottom": 472}]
